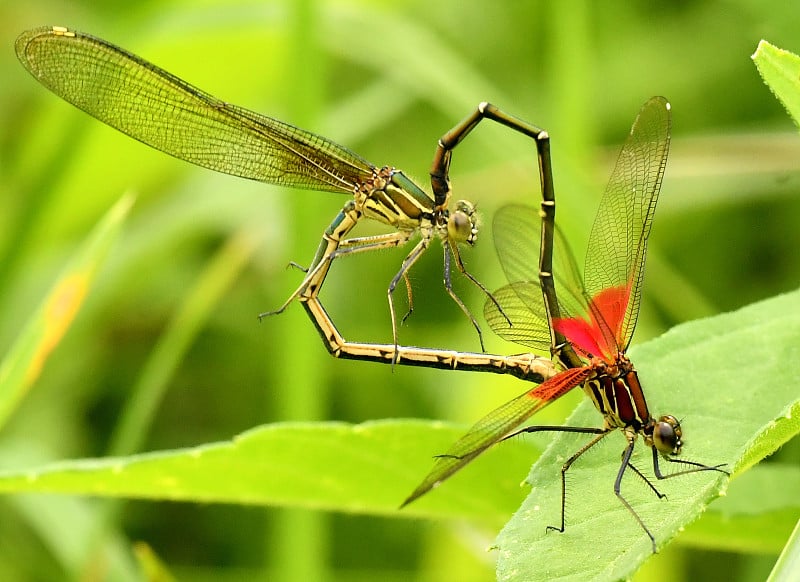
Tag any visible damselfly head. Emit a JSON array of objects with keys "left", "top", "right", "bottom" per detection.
[
  {"left": 447, "top": 200, "right": 479, "bottom": 245},
  {"left": 447, "top": 200, "right": 480, "bottom": 245},
  {"left": 652, "top": 414, "right": 683, "bottom": 456}
]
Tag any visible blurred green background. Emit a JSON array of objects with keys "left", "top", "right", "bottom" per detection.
[{"left": 2, "top": 0, "right": 800, "bottom": 580}]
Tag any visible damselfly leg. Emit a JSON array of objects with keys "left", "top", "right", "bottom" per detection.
[{"left": 299, "top": 102, "right": 557, "bottom": 363}]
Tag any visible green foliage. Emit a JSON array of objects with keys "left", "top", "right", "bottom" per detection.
[
  {"left": 753, "top": 41, "right": 800, "bottom": 129},
  {"left": 684, "top": 464, "right": 800, "bottom": 554},
  {"left": 767, "top": 514, "right": 800, "bottom": 582},
  {"left": 133, "top": 543, "right": 177, "bottom": 582},
  {"left": 0, "top": 196, "right": 132, "bottom": 427},
  {"left": 1, "top": 290, "right": 799, "bottom": 582},
  {"left": 3, "top": 2, "right": 800, "bottom": 581},
  {"left": 0, "top": 420, "right": 522, "bottom": 523}
]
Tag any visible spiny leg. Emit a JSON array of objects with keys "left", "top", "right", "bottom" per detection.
[
  {"left": 387, "top": 236, "right": 432, "bottom": 364},
  {"left": 549, "top": 430, "right": 611, "bottom": 536},
  {"left": 612, "top": 438, "right": 726, "bottom": 554},
  {"left": 448, "top": 241, "right": 511, "bottom": 328},
  {"left": 441, "top": 245, "right": 486, "bottom": 352},
  {"left": 400, "top": 271, "right": 414, "bottom": 325},
  {"left": 500, "top": 425, "right": 610, "bottom": 536},
  {"left": 259, "top": 228, "right": 412, "bottom": 319},
  {"left": 651, "top": 447, "right": 729, "bottom": 480},
  {"left": 259, "top": 203, "right": 359, "bottom": 318},
  {"left": 615, "top": 441, "right": 658, "bottom": 553},
  {"left": 624, "top": 458, "right": 667, "bottom": 500}
]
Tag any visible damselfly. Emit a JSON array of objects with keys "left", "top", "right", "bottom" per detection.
[
  {"left": 299, "top": 101, "right": 559, "bottom": 379},
  {"left": 402, "top": 97, "right": 728, "bottom": 552},
  {"left": 16, "top": 26, "right": 518, "bottom": 352}
]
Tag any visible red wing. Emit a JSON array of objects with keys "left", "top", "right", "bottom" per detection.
[
  {"left": 583, "top": 97, "right": 671, "bottom": 351},
  {"left": 553, "top": 283, "right": 631, "bottom": 361},
  {"left": 401, "top": 366, "right": 592, "bottom": 506}
]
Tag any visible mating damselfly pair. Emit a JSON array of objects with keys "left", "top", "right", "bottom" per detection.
[{"left": 16, "top": 25, "right": 727, "bottom": 552}]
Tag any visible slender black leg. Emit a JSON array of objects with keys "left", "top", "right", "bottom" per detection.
[
  {"left": 501, "top": 424, "right": 610, "bottom": 536},
  {"left": 614, "top": 441, "right": 658, "bottom": 553},
  {"left": 651, "top": 447, "right": 729, "bottom": 480}
]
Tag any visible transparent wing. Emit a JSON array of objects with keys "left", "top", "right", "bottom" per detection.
[
  {"left": 491, "top": 204, "right": 589, "bottom": 338},
  {"left": 401, "top": 366, "right": 592, "bottom": 507},
  {"left": 584, "top": 97, "right": 671, "bottom": 350},
  {"left": 15, "top": 27, "right": 374, "bottom": 193},
  {"left": 483, "top": 282, "right": 551, "bottom": 351},
  {"left": 493, "top": 204, "right": 541, "bottom": 287}
]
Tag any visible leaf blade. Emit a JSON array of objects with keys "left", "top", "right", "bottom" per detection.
[
  {"left": 752, "top": 40, "right": 800, "bottom": 128},
  {"left": 0, "top": 195, "right": 133, "bottom": 428},
  {"left": 496, "top": 288, "right": 800, "bottom": 580}
]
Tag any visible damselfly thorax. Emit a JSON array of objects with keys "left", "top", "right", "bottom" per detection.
[{"left": 582, "top": 355, "right": 683, "bottom": 456}]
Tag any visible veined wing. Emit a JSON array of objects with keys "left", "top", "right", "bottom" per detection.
[
  {"left": 583, "top": 97, "right": 671, "bottom": 351},
  {"left": 401, "top": 366, "right": 591, "bottom": 506},
  {"left": 493, "top": 204, "right": 541, "bottom": 289},
  {"left": 15, "top": 27, "right": 374, "bottom": 193},
  {"left": 491, "top": 204, "right": 588, "bottom": 338},
  {"left": 483, "top": 282, "right": 551, "bottom": 351}
]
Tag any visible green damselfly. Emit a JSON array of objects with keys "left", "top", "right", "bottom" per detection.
[
  {"left": 299, "top": 101, "right": 559, "bottom": 380},
  {"left": 16, "top": 25, "right": 525, "bottom": 353}
]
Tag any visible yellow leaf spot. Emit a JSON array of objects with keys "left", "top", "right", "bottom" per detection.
[{"left": 26, "top": 274, "right": 89, "bottom": 385}]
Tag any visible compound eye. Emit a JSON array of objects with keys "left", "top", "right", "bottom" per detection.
[
  {"left": 448, "top": 201, "right": 478, "bottom": 245},
  {"left": 653, "top": 415, "right": 682, "bottom": 455}
]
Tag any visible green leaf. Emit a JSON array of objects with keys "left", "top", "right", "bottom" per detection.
[
  {"left": 767, "top": 515, "right": 800, "bottom": 582},
  {"left": 0, "top": 289, "right": 797, "bottom": 581},
  {"left": 0, "top": 195, "right": 133, "bottom": 429},
  {"left": 496, "top": 289, "right": 800, "bottom": 581},
  {"left": 680, "top": 464, "right": 800, "bottom": 554},
  {"left": 752, "top": 40, "right": 800, "bottom": 128},
  {"left": 0, "top": 419, "right": 536, "bottom": 528}
]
